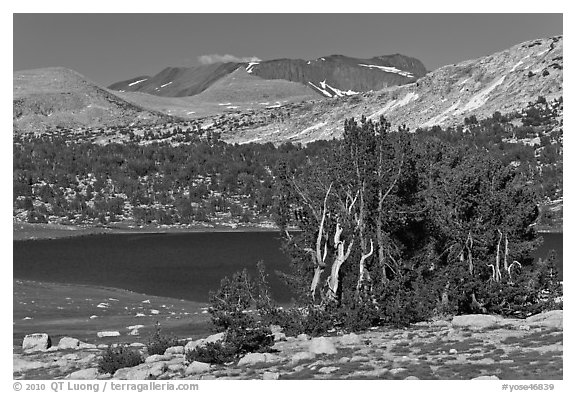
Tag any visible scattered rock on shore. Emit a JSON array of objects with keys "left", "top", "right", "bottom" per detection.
[
  {"left": 237, "top": 352, "right": 280, "bottom": 366},
  {"left": 97, "top": 331, "right": 120, "bottom": 338},
  {"left": 67, "top": 367, "right": 99, "bottom": 379},
  {"left": 58, "top": 337, "right": 81, "bottom": 350},
  {"left": 22, "top": 333, "right": 52, "bottom": 353},
  {"left": 525, "top": 310, "right": 562, "bottom": 329},
  {"left": 451, "top": 314, "right": 502, "bottom": 329},
  {"left": 309, "top": 337, "right": 337, "bottom": 355},
  {"left": 185, "top": 361, "right": 210, "bottom": 375},
  {"left": 13, "top": 310, "right": 563, "bottom": 380}
]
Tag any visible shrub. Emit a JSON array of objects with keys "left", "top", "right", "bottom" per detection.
[
  {"left": 335, "top": 299, "right": 381, "bottom": 332},
  {"left": 208, "top": 269, "right": 255, "bottom": 331},
  {"left": 147, "top": 322, "right": 182, "bottom": 356},
  {"left": 98, "top": 345, "right": 144, "bottom": 375},
  {"left": 185, "top": 326, "right": 274, "bottom": 365},
  {"left": 302, "top": 306, "right": 336, "bottom": 336},
  {"left": 197, "top": 264, "right": 276, "bottom": 364},
  {"left": 261, "top": 306, "right": 335, "bottom": 337},
  {"left": 185, "top": 341, "right": 236, "bottom": 365},
  {"left": 377, "top": 277, "right": 436, "bottom": 327},
  {"left": 261, "top": 308, "right": 306, "bottom": 337},
  {"left": 226, "top": 326, "right": 274, "bottom": 355}
]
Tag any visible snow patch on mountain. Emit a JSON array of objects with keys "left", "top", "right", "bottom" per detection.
[
  {"left": 309, "top": 80, "right": 358, "bottom": 98},
  {"left": 457, "top": 77, "right": 471, "bottom": 86},
  {"left": 308, "top": 81, "right": 332, "bottom": 97},
  {"left": 511, "top": 56, "right": 530, "bottom": 72},
  {"left": 421, "top": 100, "right": 462, "bottom": 128},
  {"left": 390, "top": 92, "right": 419, "bottom": 109},
  {"left": 128, "top": 78, "right": 148, "bottom": 87},
  {"left": 159, "top": 82, "right": 173, "bottom": 88},
  {"left": 358, "top": 64, "right": 414, "bottom": 78},
  {"left": 368, "top": 99, "right": 398, "bottom": 120},
  {"left": 288, "top": 121, "right": 328, "bottom": 139},
  {"left": 238, "top": 137, "right": 263, "bottom": 144},
  {"left": 246, "top": 62, "right": 259, "bottom": 74},
  {"left": 461, "top": 75, "right": 506, "bottom": 112}
]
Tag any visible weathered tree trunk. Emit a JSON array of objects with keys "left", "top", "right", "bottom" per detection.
[
  {"left": 310, "top": 264, "right": 324, "bottom": 298},
  {"left": 466, "top": 232, "right": 474, "bottom": 275},
  {"left": 440, "top": 281, "right": 450, "bottom": 308},
  {"left": 495, "top": 229, "right": 503, "bottom": 282},
  {"left": 326, "top": 222, "right": 353, "bottom": 301},
  {"left": 302, "top": 183, "right": 332, "bottom": 301},
  {"left": 376, "top": 216, "right": 387, "bottom": 280},
  {"left": 503, "top": 234, "right": 509, "bottom": 277},
  {"left": 356, "top": 239, "right": 374, "bottom": 294},
  {"left": 507, "top": 261, "right": 522, "bottom": 284}
]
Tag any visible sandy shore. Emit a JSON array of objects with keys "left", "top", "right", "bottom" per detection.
[{"left": 13, "top": 279, "right": 212, "bottom": 351}]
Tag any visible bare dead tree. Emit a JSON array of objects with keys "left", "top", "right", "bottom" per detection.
[
  {"left": 376, "top": 152, "right": 404, "bottom": 283},
  {"left": 356, "top": 239, "right": 374, "bottom": 294},
  {"left": 326, "top": 221, "right": 354, "bottom": 301},
  {"left": 507, "top": 260, "right": 522, "bottom": 284},
  {"left": 494, "top": 229, "right": 503, "bottom": 282},
  {"left": 503, "top": 233, "right": 509, "bottom": 276},
  {"left": 465, "top": 231, "right": 474, "bottom": 275},
  {"left": 300, "top": 182, "right": 333, "bottom": 301}
]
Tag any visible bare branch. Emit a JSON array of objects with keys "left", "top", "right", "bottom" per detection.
[
  {"left": 357, "top": 239, "right": 374, "bottom": 293},
  {"left": 379, "top": 152, "right": 404, "bottom": 205},
  {"left": 507, "top": 260, "right": 522, "bottom": 283},
  {"left": 495, "top": 229, "right": 503, "bottom": 282}
]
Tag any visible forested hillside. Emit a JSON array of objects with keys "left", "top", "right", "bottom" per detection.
[{"left": 13, "top": 97, "right": 562, "bottom": 231}]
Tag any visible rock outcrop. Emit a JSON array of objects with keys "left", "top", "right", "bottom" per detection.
[
  {"left": 22, "top": 333, "right": 51, "bottom": 353},
  {"left": 14, "top": 309, "right": 563, "bottom": 380}
]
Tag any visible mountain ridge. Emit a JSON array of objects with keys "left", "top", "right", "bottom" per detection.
[
  {"left": 221, "top": 35, "right": 563, "bottom": 144},
  {"left": 108, "top": 53, "right": 426, "bottom": 98},
  {"left": 13, "top": 67, "right": 170, "bottom": 133}
]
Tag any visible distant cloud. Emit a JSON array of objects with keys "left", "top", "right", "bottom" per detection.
[{"left": 198, "top": 54, "right": 261, "bottom": 65}]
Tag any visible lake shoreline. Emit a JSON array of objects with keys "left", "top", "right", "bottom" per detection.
[
  {"left": 13, "top": 221, "right": 561, "bottom": 241},
  {"left": 13, "top": 279, "right": 212, "bottom": 350},
  {"left": 13, "top": 221, "right": 284, "bottom": 241}
]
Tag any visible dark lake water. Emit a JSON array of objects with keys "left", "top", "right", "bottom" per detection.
[{"left": 13, "top": 231, "right": 562, "bottom": 303}]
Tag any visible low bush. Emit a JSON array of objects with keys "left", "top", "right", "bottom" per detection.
[
  {"left": 186, "top": 263, "right": 277, "bottom": 364},
  {"left": 260, "top": 307, "right": 306, "bottom": 337},
  {"left": 226, "top": 326, "right": 274, "bottom": 355},
  {"left": 147, "top": 322, "right": 182, "bottom": 355},
  {"left": 98, "top": 345, "right": 144, "bottom": 375},
  {"left": 185, "top": 341, "right": 236, "bottom": 365},
  {"left": 185, "top": 326, "right": 274, "bottom": 365}
]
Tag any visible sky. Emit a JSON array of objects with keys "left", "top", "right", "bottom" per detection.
[{"left": 13, "top": 13, "right": 562, "bottom": 86}]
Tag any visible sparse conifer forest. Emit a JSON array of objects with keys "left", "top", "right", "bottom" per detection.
[
  {"left": 13, "top": 24, "right": 564, "bottom": 379},
  {"left": 14, "top": 101, "right": 563, "bottom": 334}
]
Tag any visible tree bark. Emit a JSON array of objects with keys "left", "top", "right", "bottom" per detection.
[
  {"left": 326, "top": 221, "right": 353, "bottom": 301},
  {"left": 302, "top": 183, "right": 332, "bottom": 301},
  {"left": 495, "top": 229, "right": 503, "bottom": 282},
  {"left": 356, "top": 239, "right": 374, "bottom": 294}
]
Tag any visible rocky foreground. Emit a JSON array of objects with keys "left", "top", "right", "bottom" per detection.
[{"left": 14, "top": 310, "right": 562, "bottom": 380}]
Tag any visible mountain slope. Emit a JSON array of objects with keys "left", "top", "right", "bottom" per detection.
[
  {"left": 108, "top": 53, "right": 426, "bottom": 99},
  {"left": 108, "top": 63, "right": 243, "bottom": 97},
  {"left": 222, "top": 36, "right": 563, "bottom": 144},
  {"left": 116, "top": 68, "right": 321, "bottom": 118},
  {"left": 13, "top": 67, "right": 169, "bottom": 133},
  {"left": 249, "top": 54, "right": 426, "bottom": 96}
]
